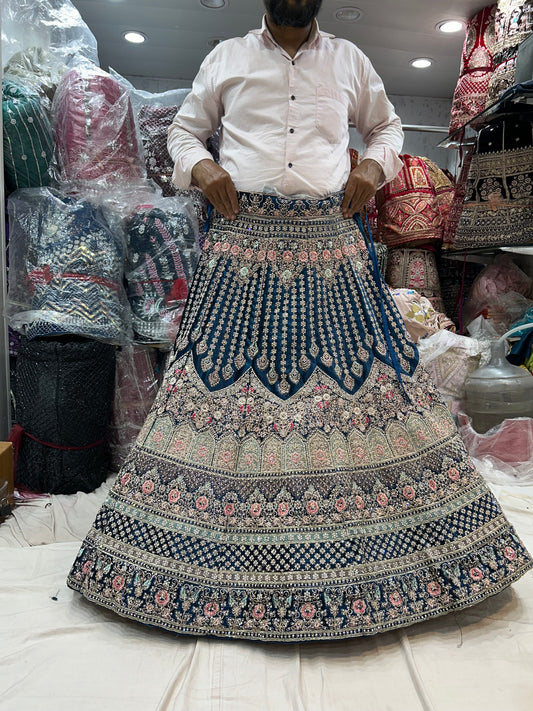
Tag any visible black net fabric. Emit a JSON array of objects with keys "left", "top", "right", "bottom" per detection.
[{"left": 15, "top": 337, "right": 116, "bottom": 494}]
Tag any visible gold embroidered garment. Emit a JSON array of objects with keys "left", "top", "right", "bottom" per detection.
[{"left": 67, "top": 192, "right": 532, "bottom": 642}]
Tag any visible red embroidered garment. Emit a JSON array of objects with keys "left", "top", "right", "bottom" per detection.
[
  {"left": 449, "top": 5, "right": 497, "bottom": 135},
  {"left": 376, "top": 155, "right": 442, "bottom": 248}
]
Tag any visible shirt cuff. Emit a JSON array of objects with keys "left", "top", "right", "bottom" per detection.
[
  {"left": 360, "top": 147, "right": 403, "bottom": 188},
  {"left": 171, "top": 147, "right": 215, "bottom": 190}
]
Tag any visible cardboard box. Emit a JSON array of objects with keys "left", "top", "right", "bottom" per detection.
[{"left": 0, "top": 441, "right": 14, "bottom": 512}]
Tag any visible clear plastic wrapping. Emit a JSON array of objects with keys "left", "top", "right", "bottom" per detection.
[
  {"left": 389, "top": 288, "right": 456, "bottom": 343},
  {"left": 108, "top": 344, "right": 160, "bottom": 472},
  {"left": 7, "top": 187, "right": 130, "bottom": 344},
  {"left": 51, "top": 65, "right": 145, "bottom": 187},
  {"left": 123, "top": 194, "right": 201, "bottom": 346},
  {"left": 1, "top": 0, "right": 99, "bottom": 77}
]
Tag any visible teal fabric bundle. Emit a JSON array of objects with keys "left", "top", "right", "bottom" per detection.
[{"left": 2, "top": 79, "right": 54, "bottom": 193}]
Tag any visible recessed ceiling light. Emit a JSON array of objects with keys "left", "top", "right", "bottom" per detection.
[
  {"left": 199, "top": 0, "right": 227, "bottom": 8},
  {"left": 124, "top": 31, "right": 146, "bottom": 44},
  {"left": 334, "top": 6, "right": 362, "bottom": 23},
  {"left": 436, "top": 20, "right": 465, "bottom": 33},
  {"left": 410, "top": 57, "right": 433, "bottom": 69}
]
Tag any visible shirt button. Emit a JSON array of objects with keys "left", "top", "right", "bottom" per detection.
[
  {"left": 289, "top": 128, "right": 294, "bottom": 133},
  {"left": 288, "top": 162, "right": 293, "bottom": 168},
  {"left": 292, "top": 61, "right": 295, "bottom": 66},
  {"left": 291, "top": 95, "right": 295, "bottom": 100}
]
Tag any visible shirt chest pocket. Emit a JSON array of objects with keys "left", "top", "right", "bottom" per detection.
[{"left": 315, "top": 86, "right": 347, "bottom": 144}]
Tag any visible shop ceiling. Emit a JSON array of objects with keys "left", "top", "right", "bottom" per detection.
[{"left": 70, "top": 0, "right": 491, "bottom": 98}]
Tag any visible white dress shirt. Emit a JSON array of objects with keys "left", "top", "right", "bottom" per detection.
[{"left": 168, "top": 17, "right": 403, "bottom": 198}]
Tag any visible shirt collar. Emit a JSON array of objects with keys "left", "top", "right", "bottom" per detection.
[{"left": 250, "top": 15, "right": 334, "bottom": 51}]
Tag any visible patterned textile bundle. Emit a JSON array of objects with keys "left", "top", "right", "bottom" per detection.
[
  {"left": 7, "top": 188, "right": 127, "bottom": 343},
  {"left": 386, "top": 248, "right": 446, "bottom": 313},
  {"left": 138, "top": 104, "right": 183, "bottom": 196},
  {"left": 449, "top": 5, "right": 497, "bottom": 134},
  {"left": 67, "top": 191, "right": 532, "bottom": 642},
  {"left": 2, "top": 79, "right": 53, "bottom": 194},
  {"left": 13, "top": 336, "right": 116, "bottom": 494},
  {"left": 125, "top": 199, "right": 201, "bottom": 346},
  {"left": 389, "top": 288, "right": 456, "bottom": 343},
  {"left": 422, "top": 158, "right": 455, "bottom": 242},
  {"left": 453, "top": 109, "right": 533, "bottom": 250},
  {"left": 485, "top": 0, "right": 533, "bottom": 106},
  {"left": 376, "top": 155, "right": 443, "bottom": 248},
  {"left": 52, "top": 66, "right": 144, "bottom": 185}
]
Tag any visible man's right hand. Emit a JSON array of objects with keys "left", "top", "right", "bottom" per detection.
[{"left": 191, "top": 159, "right": 239, "bottom": 220}]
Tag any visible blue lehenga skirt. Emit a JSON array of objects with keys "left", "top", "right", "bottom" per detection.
[{"left": 67, "top": 191, "right": 532, "bottom": 641}]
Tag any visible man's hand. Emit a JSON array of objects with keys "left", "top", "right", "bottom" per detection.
[
  {"left": 191, "top": 159, "right": 239, "bottom": 220},
  {"left": 341, "top": 158, "right": 383, "bottom": 219}
]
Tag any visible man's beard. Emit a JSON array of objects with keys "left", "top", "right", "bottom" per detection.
[{"left": 264, "top": 0, "right": 323, "bottom": 28}]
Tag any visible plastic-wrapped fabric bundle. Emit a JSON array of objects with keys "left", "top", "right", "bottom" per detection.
[
  {"left": 486, "top": 0, "right": 533, "bottom": 107},
  {"left": 449, "top": 5, "right": 497, "bottom": 134},
  {"left": 389, "top": 288, "right": 456, "bottom": 343},
  {"left": 376, "top": 155, "right": 442, "bottom": 248},
  {"left": 453, "top": 110, "right": 533, "bottom": 250},
  {"left": 138, "top": 104, "right": 188, "bottom": 196},
  {"left": 12, "top": 336, "right": 116, "bottom": 494},
  {"left": 108, "top": 345, "right": 160, "bottom": 472},
  {"left": 124, "top": 196, "right": 201, "bottom": 346},
  {"left": 52, "top": 66, "right": 144, "bottom": 186},
  {"left": 2, "top": 80, "right": 54, "bottom": 194},
  {"left": 386, "top": 248, "right": 446, "bottom": 313},
  {"left": 7, "top": 187, "right": 128, "bottom": 343}
]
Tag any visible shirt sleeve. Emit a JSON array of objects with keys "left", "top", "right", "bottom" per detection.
[
  {"left": 350, "top": 55, "right": 404, "bottom": 187},
  {"left": 167, "top": 51, "right": 223, "bottom": 190}
]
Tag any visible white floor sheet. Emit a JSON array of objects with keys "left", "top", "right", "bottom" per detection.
[{"left": 1, "top": 461, "right": 532, "bottom": 711}]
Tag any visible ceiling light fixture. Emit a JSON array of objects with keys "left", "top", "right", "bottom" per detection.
[
  {"left": 410, "top": 57, "right": 433, "bottom": 69},
  {"left": 199, "top": 0, "right": 227, "bottom": 8},
  {"left": 436, "top": 20, "right": 465, "bottom": 33},
  {"left": 334, "top": 6, "right": 362, "bottom": 23},
  {"left": 124, "top": 31, "right": 146, "bottom": 44}
]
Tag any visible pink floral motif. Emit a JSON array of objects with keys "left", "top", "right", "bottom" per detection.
[
  {"left": 244, "top": 453, "right": 255, "bottom": 466},
  {"left": 427, "top": 581, "right": 441, "bottom": 597},
  {"left": 230, "top": 244, "right": 240, "bottom": 255},
  {"left": 389, "top": 591, "right": 402, "bottom": 607},
  {"left": 396, "top": 437, "right": 407, "bottom": 450},
  {"left": 224, "top": 503, "right": 235, "bottom": 517},
  {"left": 142, "top": 480, "right": 154, "bottom": 495},
  {"left": 121, "top": 472, "right": 131, "bottom": 485},
  {"left": 469, "top": 567, "right": 483, "bottom": 581},
  {"left": 203, "top": 240, "right": 210, "bottom": 250},
  {"left": 335, "top": 497, "right": 346, "bottom": 512},
  {"left": 112, "top": 575, "right": 125, "bottom": 592},
  {"left": 278, "top": 502, "right": 290, "bottom": 517},
  {"left": 403, "top": 485, "right": 415, "bottom": 500},
  {"left": 309, "top": 251, "right": 318, "bottom": 262},
  {"left": 315, "top": 448, "right": 326, "bottom": 462},
  {"left": 155, "top": 590, "right": 170, "bottom": 607},
  {"left": 221, "top": 242, "right": 230, "bottom": 252},
  {"left": 267, "top": 250, "right": 276, "bottom": 261},
  {"left": 299, "top": 251, "right": 308, "bottom": 262},
  {"left": 153, "top": 431, "right": 163, "bottom": 443},
  {"left": 322, "top": 249, "right": 331, "bottom": 261},
  {"left": 257, "top": 250, "right": 266, "bottom": 261},
  {"left": 416, "top": 429, "right": 427, "bottom": 441},
  {"left": 354, "top": 446, "right": 366, "bottom": 460},
  {"left": 204, "top": 601, "right": 219, "bottom": 617},
  {"left": 291, "top": 451, "right": 301, "bottom": 464},
  {"left": 306, "top": 500, "right": 319, "bottom": 515},
  {"left": 334, "top": 248, "right": 343, "bottom": 260},
  {"left": 352, "top": 599, "right": 366, "bottom": 615},
  {"left": 428, "top": 479, "right": 437, "bottom": 492},
  {"left": 250, "top": 503, "right": 262, "bottom": 517},
  {"left": 196, "top": 495, "right": 209, "bottom": 511},
  {"left": 504, "top": 547, "right": 517, "bottom": 561},
  {"left": 266, "top": 452, "right": 277, "bottom": 465},
  {"left": 174, "top": 439, "right": 185, "bottom": 452},
  {"left": 377, "top": 492, "right": 388, "bottom": 507},
  {"left": 168, "top": 489, "right": 180, "bottom": 503},
  {"left": 222, "top": 450, "right": 233, "bottom": 463},
  {"left": 336, "top": 447, "right": 346, "bottom": 460},
  {"left": 375, "top": 445, "right": 385, "bottom": 456},
  {"left": 355, "top": 495, "right": 364, "bottom": 510},
  {"left": 282, "top": 251, "right": 293, "bottom": 261},
  {"left": 213, "top": 242, "right": 221, "bottom": 252},
  {"left": 244, "top": 248, "right": 253, "bottom": 259},
  {"left": 82, "top": 561, "right": 93, "bottom": 574},
  {"left": 350, "top": 244, "right": 358, "bottom": 255},
  {"left": 197, "top": 445, "right": 208, "bottom": 459},
  {"left": 448, "top": 467, "right": 460, "bottom": 481},
  {"left": 300, "top": 602, "right": 316, "bottom": 620},
  {"left": 252, "top": 604, "right": 265, "bottom": 620}
]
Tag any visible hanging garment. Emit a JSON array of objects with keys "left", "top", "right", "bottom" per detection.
[
  {"left": 485, "top": 0, "right": 533, "bottom": 107},
  {"left": 12, "top": 336, "right": 116, "bottom": 494},
  {"left": 452, "top": 110, "right": 533, "bottom": 250},
  {"left": 125, "top": 199, "right": 201, "bottom": 346},
  {"left": 7, "top": 188, "right": 127, "bottom": 343},
  {"left": 67, "top": 192, "right": 532, "bottom": 642},
  {"left": 2, "top": 79, "right": 53, "bottom": 194},
  {"left": 449, "top": 5, "right": 497, "bottom": 134},
  {"left": 52, "top": 66, "right": 144, "bottom": 185},
  {"left": 138, "top": 104, "right": 182, "bottom": 197},
  {"left": 376, "top": 155, "right": 442, "bottom": 249},
  {"left": 386, "top": 248, "right": 446, "bottom": 314}
]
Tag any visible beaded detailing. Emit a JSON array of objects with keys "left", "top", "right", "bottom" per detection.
[{"left": 67, "top": 192, "right": 533, "bottom": 642}]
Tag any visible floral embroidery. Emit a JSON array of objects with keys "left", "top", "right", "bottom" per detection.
[
  {"left": 300, "top": 603, "right": 316, "bottom": 620},
  {"left": 142, "top": 480, "right": 154, "bottom": 494},
  {"left": 352, "top": 599, "right": 366, "bottom": 615},
  {"left": 155, "top": 590, "right": 170, "bottom": 607},
  {"left": 204, "top": 601, "right": 219, "bottom": 617}
]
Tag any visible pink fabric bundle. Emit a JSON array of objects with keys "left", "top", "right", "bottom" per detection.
[
  {"left": 449, "top": 5, "right": 497, "bottom": 134},
  {"left": 53, "top": 66, "right": 144, "bottom": 185},
  {"left": 389, "top": 288, "right": 456, "bottom": 343}
]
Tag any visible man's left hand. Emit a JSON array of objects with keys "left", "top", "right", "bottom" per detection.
[{"left": 341, "top": 159, "right": 382, "bottom": 219}]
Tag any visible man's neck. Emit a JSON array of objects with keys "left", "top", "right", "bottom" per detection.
[{"left": 265, "top": 16, "right": 314, "bottom": 57}]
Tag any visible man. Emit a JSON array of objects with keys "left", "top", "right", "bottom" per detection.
[{"left": 168, "top": 0, "right": 404, "bottom": 219}]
